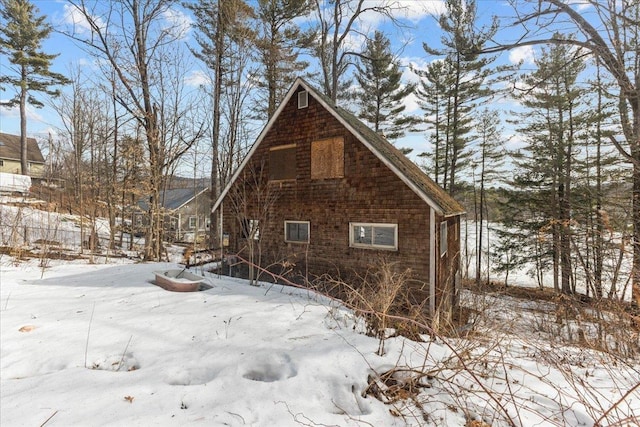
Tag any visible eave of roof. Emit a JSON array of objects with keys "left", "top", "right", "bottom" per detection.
[{"left": 139, "top": 187, "right": 209, "bottom": 212}]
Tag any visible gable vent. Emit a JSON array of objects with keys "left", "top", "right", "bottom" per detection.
[{"left": 298, "top": 90, "right": 308, "bottom": 109}]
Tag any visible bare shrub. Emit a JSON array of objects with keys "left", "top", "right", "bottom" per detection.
[{"left": 321, "top": 262, "right": 428, "bottom": 356}]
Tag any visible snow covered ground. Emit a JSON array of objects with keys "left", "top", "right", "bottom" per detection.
[
  {"left": 1, "top": 257, "right": 638, "bottom": 426},
  {"left": 0, "top": 202, "right": 638, "bottom": 426}
]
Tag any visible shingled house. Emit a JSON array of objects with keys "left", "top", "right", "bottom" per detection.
[
  {"left": 211, "top": 78, "right": 465, "bottom": 315},
  {"left": 0, "top": 132, "right": 45, "bottom": 178}
]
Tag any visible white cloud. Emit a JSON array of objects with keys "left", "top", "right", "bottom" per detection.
[
  {"left": 505, "top": 132, "right": 526, "bottom": 151},
  {"left": 0, "top": 102, "right": 19, "bottom": 119},
  {"left": 185, "top": 70, "right": 211, "bottom": 88},
  {"left": 403, "top": 91, "right": 421, "bottom": 113},
  {"left": 162, "top": 7, "right": 192, "bottom": 40},
  {"left": 509, "top": 45, "right": 535, "bottom": 65},
  {"left": 390, "top": 0, "right": 446, "bottom": 21},
  {"left": 62, "top": 4, "right": 105, "bottom": 35},
  {"left": 0, "top": 102, "right": 43, "bottom": 122},
  {"left": 355, "top": 0, "right": 446, "bottom": 31},
  {"left": 568, "top": 0, "right": 592, "bottom": 12}
]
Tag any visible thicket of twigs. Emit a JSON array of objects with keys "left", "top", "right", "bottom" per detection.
[{"left": 312, "top": 261, "right": 640, "bottom": 427}]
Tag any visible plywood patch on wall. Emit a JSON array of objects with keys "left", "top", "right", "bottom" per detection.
[
  {"left": 269, "top": 144, "right": 297, "bottom": 181},
  {"left": 311, "top": 137, "right": 344, "bottom": 179}
]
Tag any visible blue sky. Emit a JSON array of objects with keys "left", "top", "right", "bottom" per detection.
[{"left": 0, "top": 0, "right": 539, "bottom": 168}]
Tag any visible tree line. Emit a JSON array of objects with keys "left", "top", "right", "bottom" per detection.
[{"left": 0, "top": 0, "right": 637, "bottom": 304}]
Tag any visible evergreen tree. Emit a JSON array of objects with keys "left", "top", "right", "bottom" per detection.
[
  {"left": 352, "top": 31, "right": 416, "bottom": 145},
  {"left": 416, "top": 0, "right": 503, "bottom": 197},
  {"left": 309, "top": 0, "right": 396, "bottom": 103},
  {"left": 255, "top": 0, "right": 312, "bottom": 119},
  {"left": 414, "top": 58, "right": 456, "bottom": 186},
  {"left": 185, "top": 0, "right": 256, "bottom": 245},
  {"left": 472, "top": 109, "right": 505, "bottom": 286},
  {"left": 510, "top": 40, "right": 587, "bottom": 294},
  {"left": 571, "top": 58, "right": 625, "bottom": 298},
  {"left": 0, "top": 0, "right": 69, "bottom": 175},
  {"left": 485, "top": 0, "right": 640, "bottom": 309}
]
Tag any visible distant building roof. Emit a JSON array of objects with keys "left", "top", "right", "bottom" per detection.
[
  {"left": 138, "top": 187, "right": 209, "bottom": 212},
  {"left": 0, "top": 133, "right": 45, "bottom": 163}
]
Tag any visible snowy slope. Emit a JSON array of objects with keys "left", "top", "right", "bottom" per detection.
[{"left": 2, "top": 258, "right": 638, "bottom": 426}]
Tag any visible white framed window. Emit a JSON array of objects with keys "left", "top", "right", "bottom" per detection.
[
  {"left": 285, "top": 221, "right": 309, "bottom": 243},
  {"left": 135, "top": 214, "right": 143, "bottom": 226},
  {"left": 440, "top": 221, "right": 448, "bottom": 257},
  {"left": 298, "top": 90, "right": 308, "bottom": 109},
  {"left": 189, "top": 216, "right": 197, "bottom": 229},
  {"left": 349, "top": 223, "right": 398, "bottom": 251}
]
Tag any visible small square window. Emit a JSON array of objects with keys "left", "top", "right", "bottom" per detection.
[
  {"left": 349, "top": 223, "right": 397, "bottom": 251},
  {"left": 285, "top": 221, "right": 309, "bottom": 243}
]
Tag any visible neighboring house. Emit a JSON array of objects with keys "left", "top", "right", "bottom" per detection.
[
  {"left": 0, "top": 132, "right": 45, "bottom": 178},
  {"left": 135, "top": 187, "right": 211, "bottom": 243},
  {"left": 211, "top": 78, "right": 465, "bottom": 316}
]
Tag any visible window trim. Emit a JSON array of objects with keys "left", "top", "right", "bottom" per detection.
[
  {"left": 284, "top": 220, "right": 310, "bottom": 243},
  {"left": 349, "top": 222, "right": 398, "bottom": 251},
  {"left": 298, "top": 90, "right": 308, "bottom": 109},
  {"left": 188, "top": 216, "right": 197, "bottom": 229},
  {"left": 440, "top": 221, "right": 448, "bottom": 257}
]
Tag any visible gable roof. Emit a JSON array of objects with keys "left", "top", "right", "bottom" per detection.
[
  {"left": 0, "top": 133, "right": 45, "bottom": 163},
  {"left": 212, "top": 78, "right": 465, "bottom": 217},
  {"left": 138, "top": 187, "right": 209, "bottom": 212}
]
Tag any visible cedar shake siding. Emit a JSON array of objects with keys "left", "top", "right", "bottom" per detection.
[{"left": 214, "top": 79, "right": 465, "bottom": 314}]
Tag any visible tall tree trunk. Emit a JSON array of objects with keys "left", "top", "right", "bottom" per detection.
[
  {"left": 210, "top": 3, "right": 223, "bottom": 250},
  {"left": 634, "top": 157, "right": 640, "bottom": 305},
  {"left": 19, "top": 64, "right": 28, "bottom": 175}
]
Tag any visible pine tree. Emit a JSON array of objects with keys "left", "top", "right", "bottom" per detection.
[
  {"left": 309, "top": 0, "right": 397, "bottom": 103},
  {"left": 510, "top": 40, "right": 587, "bottom": 294},
  {"left": 472, "top": 109, "right": 505, "bottom": 286},
  {"left": 571, "top": 58, "right": 625, "bottom": 298},
  {"left": 186, "top": 0, "right": 256, "bottom": 245},
  {"left": 414, "top": 58, "right": 456, "bottom": 186},
  {"left": 255, "top": 0, "right": 312, "bottom": 119},
  {"left": 416, "top": 0, "right": 502, "bottom": 197},
  {"left": 0, "top": 0, "right": 69, "bottom": 175},
  {"left": 352, "top": 31, "right": 416, "bottom": 145}
]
